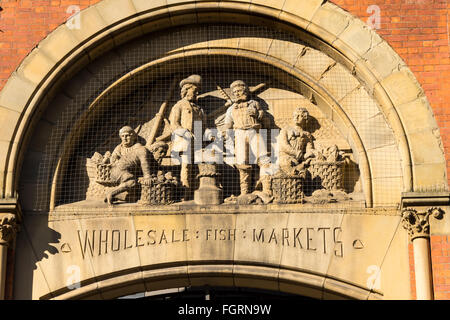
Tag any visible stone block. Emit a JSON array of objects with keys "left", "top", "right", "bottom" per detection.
[
  {"left": 337, "top": 18, "right": 383, "bottom": 58},
  {"left": 318, "top": 63, "right": 360, "bottom": 102},
  {"left": 77, "top": 216, "right": 142, "bottom": 277},
  {"left": 362, "top": 41, "right": 405, "bottom": 80},
  {"left": 367, "top": 144, "right": 403, "bottom": 179},
  {"left": 278, "top": 269, "right": 324, "bottom": 299},
  {"left": 0, "top": 107, "right": 20, "bottom": 142},
  {"left": 295, "top": 48, "right": 335, "bottom": 81},
  {"left": 233, "top": 212, "right": 289, "bottom": 265},
  {"left": 132, "top": 0, "right": 167, "bottom": 12},
  {"left": 323, "top": 278, "right": 369, "bottom": 300},
  {"left": 396, "top": 97, "right": 438, "bottom": 136},
  {"left": 280, "top": 212, "right": 345, "bottom": 275},
  {"left": 42, "top": 93, "right": 73, "bottom": 125},
  {"left": 0, "top": 72, "right": 37, "bottom": 113},
  {"left": 326, "top": 213, "right": 402, "bottom": 295},
  {"left": 95, "top": 0, "right": 137, "bottom": 26},
  {"left": 373, "top": 225, "right": 411, "bottom": 299},
  {"left": 307, "top": 2, "right": 352, "bottom": 44},
  {"left": 38, "top": 25, "right": 80, "bottom": 64},
  {"left": 237, "top": 37, "right": 272, "bottom": 55},
  {"left": 133, "top": 214, "right": 188, "bottom": 266},
  {"left": 372, "top": 177, "right": 403, "bottom": 206},
  {"left": 252, "top": 0, "right": 284, "bottom": 11},
  {"left": 22, "top": 215, "right": 99, "bottom": 298},
  {"left": 380, "top": 68, "right": 424, "bottom": 107},
  {"left": 408, "top": 129, "right": 445, "bottom": 165},
  {"left": 356, "top": 113, "right": 395, "bottom": 151},
  {"left": 17, "top": 49, "right": 56, "bottom": 86},
  {"left": 267, "top": 40, "right": 304, "bottom": 66},
  {"left": 188, "top": 264, "right": 234, "bottom": 287},
  {"left": 233, "top": 265, "right": 279, "bottom": 292},
  {"left": 186, "top": 213, "right": 235, "bottom": 261},
  {"left": 142, "top": 266, "right": 190, "bottom": 292},
  {"left": 413, "top": 163, "right": 448, "bottom": 192},
  {"left": 282, "top": 0, "right": 324, "bottom": 23},
  {"left": 68, "top": 6, "right": 109, "bottom": 43},
  {"left": 340, "top": 86, "right": 380, "bottom": 124},
  {"left": 13, "top": 229, "right": 52, "bottom": 299}
]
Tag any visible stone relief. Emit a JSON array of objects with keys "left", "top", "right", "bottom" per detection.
[{"left": 84, "top": 75, "right": 355, "bottom": 207}]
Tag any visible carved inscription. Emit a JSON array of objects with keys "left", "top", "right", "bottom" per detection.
[{"left": 77, "top": 226, "right": 344, "bottom": 259}]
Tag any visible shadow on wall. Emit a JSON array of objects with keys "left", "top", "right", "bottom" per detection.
[{"left": 14, "top": 214, "right": 61, "bottom": 299}]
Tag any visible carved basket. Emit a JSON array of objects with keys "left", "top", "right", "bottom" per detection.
[
  {"left": 138, "top": 179, "right": 176, "bottom": 205},
  {"left": 309, "top": 160, "right": 345, "bottom": 191},
  {"left": 272, "top": 176, "right": 305, "bottom": 204},
  {"left": 86, "top": 160, "right": 115, "bottom": 186}
]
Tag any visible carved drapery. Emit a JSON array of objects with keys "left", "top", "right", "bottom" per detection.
[{"left": 401, "top": 207, "right": 445, "bottom": 241}]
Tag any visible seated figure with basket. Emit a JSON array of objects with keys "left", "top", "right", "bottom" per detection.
[
  {"left": 101, "top": 126, "right": 154, "bottom": 205},
  {"left": 273, "top": 107, "right": 318, "bottom": 203}
]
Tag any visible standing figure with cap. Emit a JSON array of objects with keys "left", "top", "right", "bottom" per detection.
[
  {"left": 222, "top": 80, "right": 272, "bottom": 197},
  {"left": 168, "top": 74, "right": 206, "bottom": 200}
]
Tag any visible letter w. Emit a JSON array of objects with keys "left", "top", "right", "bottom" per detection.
[{"left": 78, "top": 230, "right": 95, "bottom": 259}]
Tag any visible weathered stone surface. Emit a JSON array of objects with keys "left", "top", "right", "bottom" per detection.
[
  {"left": 95, "top": 0, "right": 137, "bottom": 25},
  {"left": 68, "top": 6, "right": 108, "bottom": 43},
  {"left": 381, "top": 68, "right": 424, "bottom": 107},
  {"left": 367, "top": 144, "right": 403, "bottom": 179},
  {"left": 336, "top": 18, "right": 383, "bottom": 57},
  {"left": 0, "top": 107, "right": 20, "bottom": 141},
  {"left": 318, "top": 63, "right": 360, "bottom": 102},
  {"left": 372, "top": 177, "right": 403, "bottom": 206},
  {"left": 16, "top": 50, "right": 56, "bottom": 86},
  {"left": 409, "top": 130, "right": 445, "bottom": 165},
  {"left": 14, "top": 229, "right": 52, "bottom": 299},
  {"left": 413, "top": 163, "right": 448, "bottom": 191},
  {"left": 362, "top": 41, "right": 405, "bottom": 80},
  {"left": 0, "top": 72, "right": 37, "bottom": 113},
  {"left": 281, "top": 0, "right": 324, "bottom": 23},
  {"left": 340, "top": 86, "right": 380, "bottom": 123},
  {"left": 396, "top": 97, "right": 439, "bottom": 136},
  {"left": 38, "top": 25, "right": 80, "bottom": 64},
  {"left": 374, "top": 225, "right": 411, "bottom": 299},
  {"left": 308, "top": 2, "right": 351, "bottom": 43},
  {"left": 295, "top": 48, "right": 335, "bottom": 81},
  {"left": 326, "top": 213, "right": 403, "bottom": 297},
  {"left": 132, "top": 0, "right": 166, "bottom": 12},
  {"left": 356, "top": 113, "right": 396, "bottom": 151}
]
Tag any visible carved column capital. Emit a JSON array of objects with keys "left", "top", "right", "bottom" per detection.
[
  {"left": 0, "top": 214, "right": 19, "bottom": 247},
  {"left": 401, "top": 207, "right": 445, "bottom": 241}
]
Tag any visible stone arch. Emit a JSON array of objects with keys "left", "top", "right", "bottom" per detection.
[
  {"left": 0, "top": 0, "right": 445, "bottom": 203},
  {"left": 2, "top": 0, "right": 442, "bottom": 300}
]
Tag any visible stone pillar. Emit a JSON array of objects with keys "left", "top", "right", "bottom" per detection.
[
  {"left": 401, "top": 207, "right": 445, "bottom": 300},
  {"left": 0, "top": 213, "right": 18, "bottom": 300}
]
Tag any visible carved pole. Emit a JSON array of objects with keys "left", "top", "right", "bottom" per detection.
[
  {"left": 401, "top": 207, "right": 445, "bottom": 300},
  {"left": 0, "top": 214, "right": 18, "bottom": 300},
  {"left": 146, "top": 78, "right": 179, "bottom": 146}
]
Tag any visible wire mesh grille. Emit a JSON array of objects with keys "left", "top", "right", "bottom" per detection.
[{"left": 19, "top": 23, "right": 403, "bottom": 212}]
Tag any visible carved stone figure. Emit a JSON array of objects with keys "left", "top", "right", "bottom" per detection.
[
  {"left": 273, "top": 107, "right": 317, "bottom": 203},
  {"left": 168, "top": 74, "right": 206, "bottom": 200},
  {"left": 222, "top": 80, "right": 272, "bottom": 196},
  {"left": 277, "top": 107, "right": 316, "bottom": 177},
  {"left": 102, "top": 126, "right": 153, "bottom": 205}
]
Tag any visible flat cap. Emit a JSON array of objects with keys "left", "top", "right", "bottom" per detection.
[{"left": 179, "top": 74, "right": 201, "bottom": 88}]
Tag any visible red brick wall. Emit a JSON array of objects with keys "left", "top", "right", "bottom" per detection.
[
  {"left": 431, "top": 235, "right": 450, "bottom": 300},
  {"left": 0, "top": 0, "right": 449, "bottom": 300}
]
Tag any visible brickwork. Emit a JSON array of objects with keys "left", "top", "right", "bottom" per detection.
[
  {"left": 431, "top": 235, "right": 450, "bottom": 300},
  {"left": 0, "top": 0, "right": 449, "bottom": 299}
]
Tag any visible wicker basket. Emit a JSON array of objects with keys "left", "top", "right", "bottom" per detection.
[
  {"left": 272, "top": 176, "right": 305, "bottom": 204},
  {"left": 139, "top": 179, "right": 176, "bottom": 205},
  {"left": 309, "top": 160, "right": 344, "bottom": 191}
]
